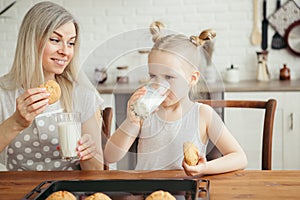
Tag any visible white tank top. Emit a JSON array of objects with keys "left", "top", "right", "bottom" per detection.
[{"left": 135, "top": 102, "right": 207, "bottom": 170}]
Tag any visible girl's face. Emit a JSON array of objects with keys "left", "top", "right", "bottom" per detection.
[
  {"left": 42, "top": 22, "right": 76, "bottom": 80},
  {"left": 148, "top": 51, "right": 199, "bottom": 106}
]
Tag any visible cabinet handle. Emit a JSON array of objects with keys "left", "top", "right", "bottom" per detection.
[{"left": 289, "top": 113, "right": 293, "bottom": 131}]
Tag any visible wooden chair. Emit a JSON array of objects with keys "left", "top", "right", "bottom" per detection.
[
  {"left": 198, "top": 99, "right": 277, "bottom": 170},
  {"left": 101, "top": 107, "right": 113, "bottom": 170}
]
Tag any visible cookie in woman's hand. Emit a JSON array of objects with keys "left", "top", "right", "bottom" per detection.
[
  {"left": 40, "top": 80, "right": 61, "bottom": 104},
  {"left": 183, "top": 142, "right": 199, "bottom": 166}
]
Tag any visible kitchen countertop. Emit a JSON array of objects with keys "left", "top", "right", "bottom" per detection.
[{"left": 96, "top": 79, "right": 300, "bottom": 94}]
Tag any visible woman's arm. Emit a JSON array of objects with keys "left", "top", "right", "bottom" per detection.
[
  {"left": 79, "top": 109, "right": 104, "bottom": 170},
  {"left": 0, "top": 88, "right": 49, "bottom": 152},
  {"left": 183, "top": 104, "right": 247, "bottom": 176}
]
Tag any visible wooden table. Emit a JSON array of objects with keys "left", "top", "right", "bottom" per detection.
[{"left": 0, "top": 170, "right": 299, "bottom": 199}]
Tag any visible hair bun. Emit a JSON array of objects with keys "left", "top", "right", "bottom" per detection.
[
  {"left": 149, "top": 21, "right": 165, "bottom": 43},
  {"left": 190, "top": 29, "right": 216, "bottom": 47}
]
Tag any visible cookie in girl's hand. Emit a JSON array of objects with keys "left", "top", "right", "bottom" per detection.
[
  {"left": 183, "top": 142, "right": 199, "bottom": 166},
  {"left": 40, "top": 80, "right": 61, "bottom": 104}
]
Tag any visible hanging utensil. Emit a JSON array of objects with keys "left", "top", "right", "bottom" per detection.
[
  {"left": 0, "top": 1, "right": 16, "bottom": 16},
  {"left": 271, "top": 0, "right": 287, "bottom": 49},
  {"left": 261, "top": 0, "right": 268, "bottom": 50},
  {"left": 251, "top": 0, "right": 262, "bottom": 45}
]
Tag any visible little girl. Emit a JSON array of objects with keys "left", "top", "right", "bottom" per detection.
[{"left": 104, "top": 21, "right": 247, "bottom": 176}]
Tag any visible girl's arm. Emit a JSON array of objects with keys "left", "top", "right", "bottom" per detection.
[
  {"left": 183, "top": 104, "right": 247, "bottom": 176},
  {"left": 79, "top": 109, "right": 104, "bottom": 170},
  {"left": 104, "top": 87, "right": 146, "bottom": 164},
  {"left": 104, "top": 118, "right": 140, "bottom": 163}
]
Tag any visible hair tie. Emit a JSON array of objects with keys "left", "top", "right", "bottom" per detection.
[{"left": 190, "top": 36, "right": 205, "bottom": 47}]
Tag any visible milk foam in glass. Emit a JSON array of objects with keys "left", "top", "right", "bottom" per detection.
[
  {"left": 132, "top": 78, "right": 170, "bottom": 119},
  {"left": 55, "top": 112, "right": 81, "bottom": 161}
]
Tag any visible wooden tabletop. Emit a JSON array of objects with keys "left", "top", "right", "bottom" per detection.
[{"left": 0, "top": 170, "right": 299, "bottom": 199}]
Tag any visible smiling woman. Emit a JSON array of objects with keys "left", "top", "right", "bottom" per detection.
[{"left": 0, "top": 1, "right": 104, "bottom": 171}]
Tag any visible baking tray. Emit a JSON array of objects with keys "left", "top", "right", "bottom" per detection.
[{"left": 22, "top": 179, "right": 210, "bottom": 200}]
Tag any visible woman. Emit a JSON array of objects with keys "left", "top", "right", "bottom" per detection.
[
  {"left": 0, "top": 1, "right": 104, "bottom": 171},
  {"left": 104, "top": 21, "right": 247, "bottom": 176}
]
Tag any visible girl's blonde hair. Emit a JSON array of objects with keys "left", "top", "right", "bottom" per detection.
[
  {"left": 3, "top": 1, "right": 80, "bottom": 112},
  {"left": 149, "top": 21, "right": 216, "bottom": 99},
  {"left": 149, "top": 21, "right": 216, "bottom": 69}
]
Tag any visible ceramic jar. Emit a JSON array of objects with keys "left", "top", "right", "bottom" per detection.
[{"left": 225, "top": 65, "right": 240, "bottom": 83}]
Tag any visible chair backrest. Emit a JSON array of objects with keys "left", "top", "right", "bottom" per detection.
[
  {"left": 101, "top": 107, "right": 113, "bottom": 170},
  {"left": 198, "top": 99, "right": 277, "bottom": 170}
]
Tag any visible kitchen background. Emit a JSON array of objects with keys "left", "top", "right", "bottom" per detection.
[
  {"left": 1, "top": 0, "right": 300, "bottom": 170},
  {"left": 0, "top": 0, "right": 300, "bottom": 83}
]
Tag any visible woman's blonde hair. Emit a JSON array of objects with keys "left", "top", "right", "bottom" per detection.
[
  {"left": 149, "top": 21, "right": 216, "bottom": 70},
  {"left": 4, "top": 1, "right": 80, "bottom": 112}
]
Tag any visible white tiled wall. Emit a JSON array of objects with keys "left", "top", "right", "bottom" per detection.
[{"left": 0, "top": 0, "right": 299, "bottom": 82}]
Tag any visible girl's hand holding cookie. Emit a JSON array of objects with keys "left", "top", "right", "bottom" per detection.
[
  {"left": 182, "top": 142, "right": 207, "bottom": 176},
  {"left": 182, "top": 152, "right": 207, "bottom": 177}
]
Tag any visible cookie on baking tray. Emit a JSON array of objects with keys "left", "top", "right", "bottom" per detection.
[
  {"left": 183, "top": 141, "right": 199, "bottom": 166},
  {"left": 46, "top": 190, "right": 76, "bottom": 200},
  {"left": 85, "top": 192, "right": 112, "bottom": 200},
  {"left": 145, "top": 190, "right": 176, "bottom": 200},
  {"left": 39, "top": 80, "right": 61, "bottom": 104}
]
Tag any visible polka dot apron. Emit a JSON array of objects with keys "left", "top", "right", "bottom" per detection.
[{"left": 6, "top": 107, "right": 80, "bottom": 171}]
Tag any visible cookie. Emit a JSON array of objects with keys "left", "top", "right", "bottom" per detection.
[
  {"left": 40, "top": 80, "right": 61, "bottom": 104},
  {"left": 145, "top": 190, "right": 176, "bottom": 200},
  {"left": 85, "top": 192, "right": 112, "bottom": 200},
  {"left": 46, "top": 190, "right": 76, "bottom": 200},
  {"left": 183, "top": 142, "right": 199, "bottom": 166}
]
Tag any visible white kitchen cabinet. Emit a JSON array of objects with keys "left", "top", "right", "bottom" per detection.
[{"left": 224, "top": 92, "right": 300, "bottom": 170}]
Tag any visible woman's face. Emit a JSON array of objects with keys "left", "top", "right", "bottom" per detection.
[
  {"left": 148, "top": 51, "right": 198, "bottom": 106},
  {"left": 42, "top": 22, "right": 76, "bottom": 80}
]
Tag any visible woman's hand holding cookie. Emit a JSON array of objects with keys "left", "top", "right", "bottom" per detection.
[
  {"left": 39, "top": 80, "right": 61, "bottom": 104},
  {"left": 13, "top": 87, "right": 50, "bottom": 129}
]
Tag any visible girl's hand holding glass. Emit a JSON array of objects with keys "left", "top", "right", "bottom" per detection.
[{"left": 127, "top": 87, "right": 147, "bottom": 124}]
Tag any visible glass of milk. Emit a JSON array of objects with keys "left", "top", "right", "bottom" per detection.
[
  {"left": 132, "top": 78, "right": 170, "bottom": 119},
  {"left": 55, "top": 112, "right": 81, "bottom": 161}
]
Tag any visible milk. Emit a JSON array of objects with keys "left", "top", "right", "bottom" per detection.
[
  {"left": 133, "top": 96, "right": 165, "bottom": 119},
  {"left": 58, "top": 121, "right": 81, "bottom": 160},
  {"left": 132, "top": 79, "right": 169, "bottom": 119}
]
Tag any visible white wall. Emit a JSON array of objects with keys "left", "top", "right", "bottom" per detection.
[{"left": 0, "top": 0, "right": 299, "bottom": 82}]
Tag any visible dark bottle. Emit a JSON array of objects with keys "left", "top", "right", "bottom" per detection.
[{"left": 279, "top": 64, "right": 290, "bottom": 80}]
